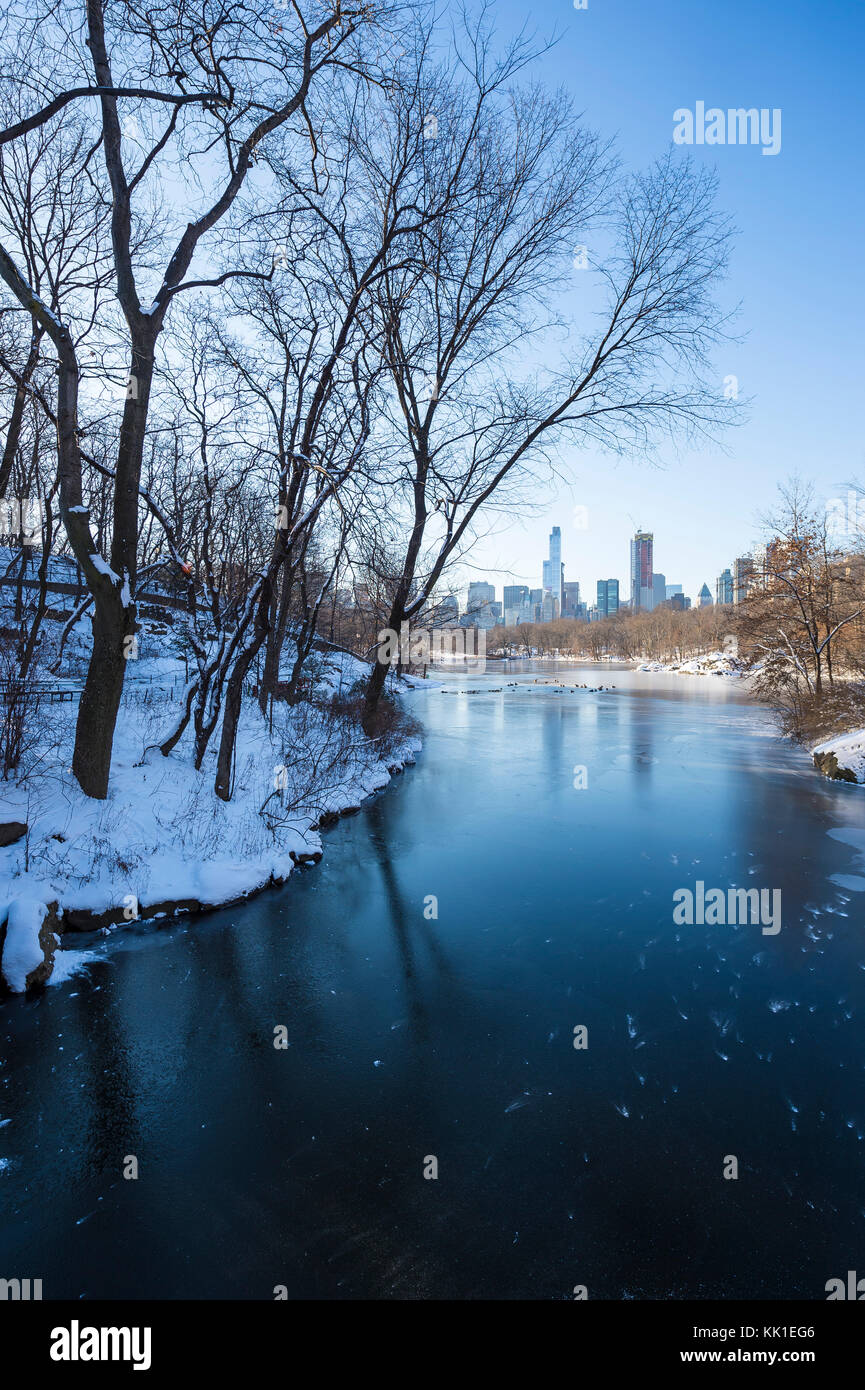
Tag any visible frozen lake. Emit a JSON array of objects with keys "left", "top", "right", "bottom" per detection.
[{"left": 3, "top": 660, "right": 865, "bottom": 1298}]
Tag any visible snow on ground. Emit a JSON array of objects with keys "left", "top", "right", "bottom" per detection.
[
  {"left": 634, "top": 651, "right": 745, "bottom": 677},
  {"left": 1, "top": 607, "right": 424, "bottom": 990},
  {"left": 3, "top": 693, "right": 417, "bottom": 915}
]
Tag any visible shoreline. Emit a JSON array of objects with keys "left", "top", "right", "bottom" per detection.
[
  {"left": 0, "top": 733, "right": 421, "bottom": 995},
  {"left": 1, "top": 653, "right": 426, "bottom": 994}
]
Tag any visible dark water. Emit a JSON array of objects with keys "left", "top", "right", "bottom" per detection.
[{"left": 3, "top": 661, "right": 865, "bottom": 1300}]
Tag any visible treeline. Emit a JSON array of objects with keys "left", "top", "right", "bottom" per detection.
[
  {"left": 0, "top": 0, "right": 734, "bottom": 800},
  {"left": 491, "top": 602, "right": 732, "bottom": 664}
]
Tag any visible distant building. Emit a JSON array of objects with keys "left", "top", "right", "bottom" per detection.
[
  {"left": 541, "top": 592, "right": 560, "bottom": 622},
  {"left": 630, "top": 531, "right": 654, "bottom": 611},
  {"left": 665, "top": 583, "right": 683, "bottom": 600},
  {"left": 460, "top": 608, "right": 497, "bottom": 630},
  {"left": 653, "top": 572, "right": 667, "bottom": 609},
  {"left": 467, "top": 581, "right": 495, "bottom": 612},
  {"left": 459, "top": 581, "right": 498, "bottom": 628},
  {"left": 669, "top": 592, "right": 691, "bottom": 611},
  {"left": 503, "top": 584, "right": 529, "bottom": 611},
  {"left": 716, "top": 569, "right": 733, "bottom": 606},
  {"left": 698, "top": 583, "right": 713, "bottom": 607},
  {"left": 563, "top": 580, "right": 581, "bottom": 617},
  {"left": 432, "top": 594, "right": 460, "bottom": 624},
  {"left": 733, "top": 556, "right": 752, "bottom": 605},
  {"left": 596, "top": 578, "right": 619, "bottom": 617}
]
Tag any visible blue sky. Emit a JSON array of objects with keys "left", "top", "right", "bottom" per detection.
[{"left": 464, "top": 0, "right": 865, "bottom": 605}]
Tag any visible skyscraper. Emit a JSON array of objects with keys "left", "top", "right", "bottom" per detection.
[
  {"left": 596, "top": 579, "right": 619, "bottom": 617},
  {"left": 652, "top": 572, "right": 667, "bottom": 609},
  {"left": 716, "top": 569, "right": 733, "bottom": 605},
  {"left": 630, "top": 531, "right": 653, "bottom": 611},
  {"left": 546, "top": 526, "right": 563, "bottom": 612},
  {"left": 698, "top": 583, "right": 713, "bottom": 607}
]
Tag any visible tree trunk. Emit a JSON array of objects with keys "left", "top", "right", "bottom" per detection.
[
  {"left": 214, "top": 575, "right": 274, "bottom": 801},
  {"left": 363, "top": 605, "right": 398, "bottom": 733},
  {"left": 214, "top": 636, "right": 264, "bottom": 800},
  {"left": 70, "top": 329, "right": 155, "bottom": 797},
  {"left": 259, "top": 568, "right": 293, "bottom": 714},
  {"left": 362, "top": 468, "right": 428, "bottom": 731},
  {"left": 71, "top": 600, "right": 127, "bottom": 796}
]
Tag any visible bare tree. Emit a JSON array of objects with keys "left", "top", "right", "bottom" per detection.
[
  {"left": 739, "top": 480, "right": 865, "bottom": 736},
  {"left": 357, "top": 15, "right": 735, "bottom": 726},
  {"left": 0, "top": 0, "right": 388, "bottom": 797}
]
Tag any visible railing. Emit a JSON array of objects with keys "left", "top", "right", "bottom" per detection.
[
  {"left": 0, "top": 674, "right": 194, "bottom": 705},
  {"left": 0, "top": 574, "right": 186, "bottom": 611}
]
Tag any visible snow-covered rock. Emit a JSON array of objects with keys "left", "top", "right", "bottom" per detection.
[{"left": 0, "top": 890, "right": 62, "bottom": 992}]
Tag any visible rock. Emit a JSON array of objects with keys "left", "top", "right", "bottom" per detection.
[
  {"left": 813, "top": 750, "right": 859, "bottom": 784},
  {"left": 0, "top": 821, "right": 27, "bottom": 847},
  {"left": 28, "top": 903, "right": 62, "bottom": 988},
  {"left": 289, "top": 850, "right": 322, "bottom": 867}
]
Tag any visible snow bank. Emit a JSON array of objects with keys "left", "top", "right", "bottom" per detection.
[
  {"left": 0, "top": 599, "right": 426, "bottom": 989},
  {"left": 635, "top": 651, "right": 744, "bottom": 677},
  {"left": 1, "top": 672, "right": 423, "bottom": 988},
  {"left": 2, "top": 698, "right": 420, "bottom": 923}
]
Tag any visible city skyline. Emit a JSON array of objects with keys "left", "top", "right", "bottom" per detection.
[{"left": 446, "top": 521, "right": 763, "bottom": 623}]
